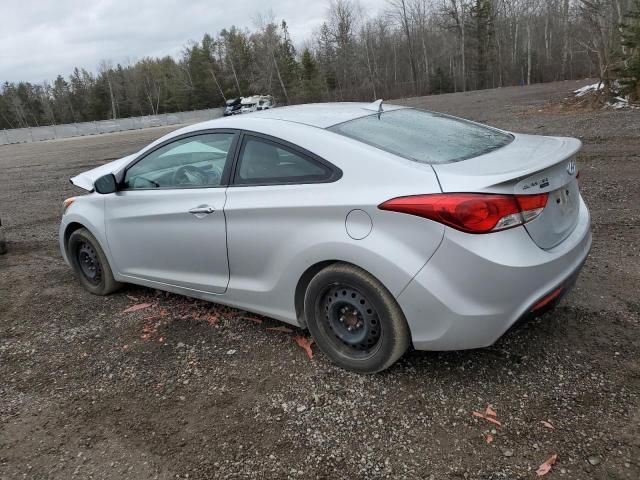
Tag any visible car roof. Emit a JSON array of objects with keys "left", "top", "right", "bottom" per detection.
[
  {"left": 201, "top": 102, "right": 408, "bottom": 130},
  {"left": 150, "top": 102, "right": 411, "bottom": 156},
  {"left": 250, "top": 102, "right": 407, "bottom": 128}
]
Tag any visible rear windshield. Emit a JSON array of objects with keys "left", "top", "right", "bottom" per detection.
[{"left": 328, "top": 108, "right": 513, "bottom": 164}]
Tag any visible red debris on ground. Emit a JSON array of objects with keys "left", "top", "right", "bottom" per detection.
[
  {"left": 239, "top": 316, "right": 263, "bottom": 324},
  {"left": 536, "top": 454, "right": 558, "bottom": 476},
  {"left": 472, "top": 410, "right": 502, "bottom": 427},
  {"left": 294, "top": 336, "right": 314, "bottom": 360},
  {"left": 122, "top": 303, "right": 153, "bottom": 313},
  {"left": 266, "top": 326, "right": 294, "bottom": 333},
  {"left": 541, "top": 420, "right": 555, "bottom": 430}
]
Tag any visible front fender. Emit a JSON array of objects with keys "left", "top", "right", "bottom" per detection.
[{"left": 59, "top": 196, "right": 110, "bottom": 268}]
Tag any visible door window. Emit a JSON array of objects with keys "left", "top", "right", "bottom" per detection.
[
  {"left": 234, "top": 136, "right": 332, "bottom": 185},
  {"left": 124, "top": 133, "right": 235, "bottom": 189}
]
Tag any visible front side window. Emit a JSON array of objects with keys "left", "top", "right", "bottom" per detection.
[
  {"left": 235, "top": 137, "right": 331, "bottom": 184},
  {"left": 328, "top": 108, "right": 513, "bottom": 164},
  {"left": 124, "top": 132, "right": 235, "bottom": 189}
]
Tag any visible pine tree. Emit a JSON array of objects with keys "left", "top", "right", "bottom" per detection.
[
  {"left": 301, "top": 48, "right": 323, "bottom": 101},
  {"left": 618, "top": 0, "right": 640, "bottom": 100},
  {"left": 430, "top": 66, "right": 454, "bottom": 94}
]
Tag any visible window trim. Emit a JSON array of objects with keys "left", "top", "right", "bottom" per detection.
[
  {"left": 229, "top": 131, "right": 342, "bottom": 187},
  {"left": 119, "top": 129, "right": 241, "bottom": 191}
]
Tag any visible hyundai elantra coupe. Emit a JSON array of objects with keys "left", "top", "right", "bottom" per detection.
[{"left": 60, "top": 101, "right": 591, "bottom": 373}]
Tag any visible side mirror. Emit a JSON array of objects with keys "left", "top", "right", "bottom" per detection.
[{"left": 94, "top": 174, "right": 117, "bottom": 194}]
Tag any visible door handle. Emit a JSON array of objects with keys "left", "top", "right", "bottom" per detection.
[{"left": 189, "top": 206, "right": 215, "bottom": 215}]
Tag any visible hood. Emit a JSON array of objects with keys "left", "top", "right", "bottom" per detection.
[{"left": 70, "top": 154, "right": 136, "bottom": 191}]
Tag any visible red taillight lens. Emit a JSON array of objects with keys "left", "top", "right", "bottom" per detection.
[
  {"left": 379, "top": 193, "right": 548, "bottom": 234},
  {"left": 516, "top": 193, "right": 548, "bottom": 211},
  {"left": 516, "top": 193, "right": 549, "bottom": 223}
]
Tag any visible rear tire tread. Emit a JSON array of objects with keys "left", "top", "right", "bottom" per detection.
[{"left": 304, "top": 263, "right": 410, "bottom": 373}]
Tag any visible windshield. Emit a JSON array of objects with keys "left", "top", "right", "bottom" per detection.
[{"left": 328, "top": 108, "right": 513, "bottom": 164}]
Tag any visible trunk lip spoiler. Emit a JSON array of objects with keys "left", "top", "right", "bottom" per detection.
[{"left": 431, "top": 133, "right": 582, "bottom": 193}]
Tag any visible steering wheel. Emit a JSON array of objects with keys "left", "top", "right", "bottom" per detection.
[
  {"left": 172, "top": 165, "right": 209, "bottom": 186},
  {"left": 209, "top": 163, "right": 224, "bottom": 184}
]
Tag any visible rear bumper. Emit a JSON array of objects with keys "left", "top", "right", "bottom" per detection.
[{"left": 398, "top": 196, "right": 591, "bottom": 351}]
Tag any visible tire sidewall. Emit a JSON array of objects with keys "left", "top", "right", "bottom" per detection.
[
  {"left": 304, "top": 266, "right": 409, "bottom": 373},
  {"left": 68, "top": 229, "right": 112, "bottom": 295}
]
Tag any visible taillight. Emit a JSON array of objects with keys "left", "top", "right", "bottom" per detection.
[
  {"left": 516, "top": 193, "right": 548, "bottom": 222},
  {"left": 379, "top": 193, "right": 548, "bottom": 234}
]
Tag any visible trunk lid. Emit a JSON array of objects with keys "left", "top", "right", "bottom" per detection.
[{"left": 432, "top": 133, "right": 581, "bottom": 249}]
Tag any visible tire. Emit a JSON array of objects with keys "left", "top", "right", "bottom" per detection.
[
  {"left": 68, "top": 228, "right": 122, "bottom": 296},
  {"left": 304, "top": 263, "right": 411, "bottom": 373}
]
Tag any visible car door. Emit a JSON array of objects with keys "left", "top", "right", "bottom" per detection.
[
  {"left": 223, "top": 133, "right": 341, "bottom": 313},
  {"left": 104, "top": 130, "right": 238, "bottom": 294}
]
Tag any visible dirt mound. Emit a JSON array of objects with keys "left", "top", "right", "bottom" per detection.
[{"left": 541, "top": 82, "right": 639, "bottom": 114}]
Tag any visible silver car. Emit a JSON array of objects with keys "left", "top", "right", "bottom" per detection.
[{"left": 60, "top": 102, "right": 591, "bottom": 373}]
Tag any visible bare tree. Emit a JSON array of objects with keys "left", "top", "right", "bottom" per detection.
[
  {"left": 578, "top": 0, "right": 615, "bottom": 96},
  {"left": 442, "top": 0, "right": 471, "bottom": 91},
  {"left": 98, "top": 60, "right": 117, "bottom": 119},
  {"left": 388, "top": 0, "right": 419, "bottom": 93}
]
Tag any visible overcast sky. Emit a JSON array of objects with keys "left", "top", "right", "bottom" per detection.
[{"left": 0, "top": 0, "right": 388, "bottom": 84}]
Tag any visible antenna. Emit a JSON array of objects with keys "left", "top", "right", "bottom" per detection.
[{"left": 364, "top": 99, "right": 384, "bottom": 113}]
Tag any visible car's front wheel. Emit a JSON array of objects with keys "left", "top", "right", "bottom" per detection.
[
  {"left": 68, "top": 228, "right": 121, "bottom": 296},
  {"left": 304, "top": 263, "right": 411, "bottom": 373}
]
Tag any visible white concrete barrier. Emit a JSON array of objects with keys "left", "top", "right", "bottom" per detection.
[{"left": 0, "top": 108, "right": 224, "bottom": 145}]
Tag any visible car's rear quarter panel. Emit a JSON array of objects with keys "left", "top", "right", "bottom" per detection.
[{"left": 398, "top": 196, "right": 591, "bottom": 350}]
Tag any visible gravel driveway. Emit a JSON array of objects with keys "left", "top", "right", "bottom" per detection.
[{"left": 1, "top": 80, "right": 639, "bottom": 479}]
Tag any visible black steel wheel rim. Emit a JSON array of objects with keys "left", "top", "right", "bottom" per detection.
[
  {"left": 320, "top": 284, "right": 381, "bottom": 355},
  {"left": 77, "top": 241, "right": 102, "bottom": 285}
]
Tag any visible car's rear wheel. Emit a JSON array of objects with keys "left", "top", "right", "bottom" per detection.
[
  {"left": 68, "top": 228, "right": 121, "bottom": 296},
  {"left": 304, "top": 263, "right": 410, "bottom": 373}
]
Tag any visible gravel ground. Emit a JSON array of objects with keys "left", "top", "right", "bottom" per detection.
[{"left": 1, "top": 80, "right": 639, "bottom": 479}]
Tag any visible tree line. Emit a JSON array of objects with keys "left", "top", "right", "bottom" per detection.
[{"left": 1, "top": 0, "right": 639, "bottom": 130}]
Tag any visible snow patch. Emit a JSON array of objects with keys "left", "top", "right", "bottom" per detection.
[
  {"left": 572, "top": 81, "right": 637, "bottom": 109},
  {"left": 610, "top": 97, "right": 630, "bottom": 109},
  {"left": 573, "top": 83, "right": 603, "bottom": 97}
]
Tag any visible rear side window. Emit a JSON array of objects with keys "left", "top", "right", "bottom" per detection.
[
  {"left": 235, "top": 136, "right": 332, "bottom": 185},
  {"left": 328, "top": 108, "right": 512, "bottom": 164}
]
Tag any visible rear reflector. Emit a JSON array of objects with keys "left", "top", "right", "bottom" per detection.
[
  {"left": 379, "top": 193, "right": 548, "bottom": 234},
  {"left": 531, "top": 287, "right": 564, "bottom": 312}
]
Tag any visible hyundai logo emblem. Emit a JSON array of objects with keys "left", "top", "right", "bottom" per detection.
[{"left": 567, "top": 158, "right": 577, "bottom": 175}]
